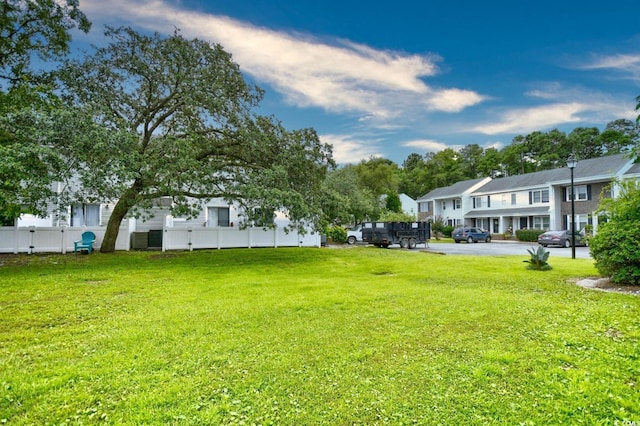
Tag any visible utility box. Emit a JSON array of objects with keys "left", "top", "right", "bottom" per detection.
[
  {"left": 131, "top": 232, "right": 149, "bottom": 250},
  {"left": 148, "top": 230, "right": 163, "bottom": 249}
]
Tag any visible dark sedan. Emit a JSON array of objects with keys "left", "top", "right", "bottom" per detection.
[{"left": 538, "top": 230, "right": 587, "bottom": 248}]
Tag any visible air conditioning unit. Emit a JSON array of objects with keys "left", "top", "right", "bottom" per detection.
[{"left": 131, "top": 232, "right": 148, "bottom": 250}]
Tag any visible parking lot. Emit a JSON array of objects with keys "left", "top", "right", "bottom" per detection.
[{"left": 422, "top": 240, "right": 592, "bottom": 258}]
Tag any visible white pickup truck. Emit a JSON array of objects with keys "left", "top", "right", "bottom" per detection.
[{"left": 346, "top": 224, "right": 363, "bottom": 245}]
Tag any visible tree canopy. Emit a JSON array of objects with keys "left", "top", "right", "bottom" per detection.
[
  {"left": 52, "top": 27, "right": 333, "bottom": 252},
  {"left": 0, "top": 0, "right": 91, "bottom": 225},
  {"left": 589, "top": 180, "right": 640, "bottom": 284}
]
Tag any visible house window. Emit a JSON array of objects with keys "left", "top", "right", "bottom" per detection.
[
  {"left": 530, "top": 189, "right": 549, "bottom": 204},
  {"left": 207, "top": 207, "right": 230, "bottom": 227},
  {"left": 473, "top": 197, "right": 483, "bottom": 208},
  {"left": 454, "top": 199, "right": 461, "bottom": 209},
  {"left": 441, "top": 201, "right": 446, "bottom": 210},
  {"left": 71, "top": 204, "right": 100, "bottom": 227},
  {"left": 511, "top": 193, "right": 516, "bottom": 205},
  {"left": 532, "top": 216, "right": 550, "bottom": 230},
  {"left": 566, "top": 214, "right": 589, "bottom": 232},
  {"left": 566, "top": 185, "right": 589, "bottom": 201}
]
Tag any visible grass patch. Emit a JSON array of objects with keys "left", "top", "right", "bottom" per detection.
[{"left": 1, "top": 248, "right": 639, "bottom": 424}]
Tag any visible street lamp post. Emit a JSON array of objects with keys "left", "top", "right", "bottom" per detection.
[{"left": 566, "top": 154, "right": 578, "bottom": 259}]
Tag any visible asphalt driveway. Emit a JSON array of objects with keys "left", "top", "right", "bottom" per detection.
[{"left": 423, "top": 240, "right": 592, "bottom": 259}]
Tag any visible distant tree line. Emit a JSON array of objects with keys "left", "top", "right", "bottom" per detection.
[{"left": 324, "top": 119, "right": 640, "bottom": 225}]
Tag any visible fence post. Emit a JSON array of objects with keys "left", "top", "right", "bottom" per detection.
[
  {"left": 13, "top": 224, "right": 19, "bottom": 254},
  {"left": 61, "top": 226, "right": 66, "bottom": 254},
  {"left": 29, "top": 226, "right": 35, "bottom": 254}
]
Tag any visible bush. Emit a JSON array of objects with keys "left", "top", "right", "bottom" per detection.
[
  {"left": 516, "top": 229, "right": 545, "bottom": 242},
  {"left": 442, "top": 225, "right": 454, "bottom": 238},
  {"left": 325, "top": 225, "right": 347, "bottom": 244},
  {"left": 589, "top": 180, "right": 640, "bottom": 285}
]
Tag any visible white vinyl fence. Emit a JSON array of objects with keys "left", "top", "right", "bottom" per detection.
[
  {"left": 0, "top": 225, "right": 131, "bottom": 254},
  {"left": 0, "top": 224, "right": 321, "bottom": 254},
  {"left": 162, "top": 227, "right": 320, "bottom": 251}
]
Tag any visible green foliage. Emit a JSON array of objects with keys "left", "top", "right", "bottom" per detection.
[
  {"left": 325, "top": 225, "right": 347, "bottom": 243},
  {"left": 322, "top": 165, "right": 378, "bottom": 225},
  {"left": 378, "top": 210, "right": 416, "bottom": 222},
  {"left": 442, "top": 225, "right": 454, "bottom": 237},
  {"left": 429, "top": 215, "right": 447, "bottom": 238},
  {"left": 524, "top": 245, "right": 552, "bottom": 271},
  {"left": 516, "top": 229, "right": 545, "bottom": 242},
  {"left": 2, "top": 249, "right": 639, "bottom": 424},
  {"left": 385, "top": 192, "right": 402, "bottom": 213},
  {"left": 54, "top": 27, "right": 333, "bottom": 252},
  {"left": 0, "top": 0, "right": 91, "bottom": 222},
  {"left": 354, "top": 157, "right": 400, "bottom": 197},
  {"left": 0, "top": 0, "right": 91, "bottom": 84},
  {"left": 589, "top": 180, "right": 640, "bottom": 284}
]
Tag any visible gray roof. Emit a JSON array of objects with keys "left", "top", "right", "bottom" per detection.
[
  {"left": 475, "top": 153, "right": 632, "bottom": 194},
  {"left": 417, "top": 177, "right": 488, "bottom": 201},
  {"left": 624, "top": 161, "right": 640, "bottom": 175}
]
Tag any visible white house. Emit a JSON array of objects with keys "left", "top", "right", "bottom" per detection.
[
  {"left": 418, "top": 154, "right": 638, "bottom": 235},
  {"left": 417, "top": 177, "right": 491, "bottom": 227}
]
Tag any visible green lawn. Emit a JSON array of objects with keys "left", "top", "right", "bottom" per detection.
[{"left": 1, "top": 248, "right": 638, "bottom": 424}]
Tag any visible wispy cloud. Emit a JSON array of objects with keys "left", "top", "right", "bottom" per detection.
[
  {"left": 471, "top": 82, "right": 636, "bottom": 135},
  {"left": 402, "top": 139, "right": 461, "bottom": 152},
  {"left": 577, "top": 53, "right": 640, "bottom": 81},
  {"left": 79, "top": 0, "right": 485, "bottom": 121},
  {"left": 320, "top": 134, "right": 383, "bottom": 164},
  {"left": 472, "top": 103, "right": 585, "bottom": 135}
]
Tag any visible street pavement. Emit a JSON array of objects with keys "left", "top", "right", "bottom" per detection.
[{"left": 421, "top": 239, "right": 592, "bottom": 259}]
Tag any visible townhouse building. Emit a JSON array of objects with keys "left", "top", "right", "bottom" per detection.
[{"left": 418, "top": 153, "right": 638, "bottom": 235}]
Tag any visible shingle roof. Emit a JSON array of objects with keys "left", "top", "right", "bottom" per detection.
[
  {"left": 624, "top": 161, "right": 640, "bottom": 175},
  {"left": 417, "top": 177, "right": 488, "bottom": 201},
  {"left": 475, "top": 153, "right": 632, "bottom": 194}
]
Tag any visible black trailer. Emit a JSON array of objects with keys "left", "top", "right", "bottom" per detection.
[{"left": 361, "top": 221, "right": 430, "bottom": 249}]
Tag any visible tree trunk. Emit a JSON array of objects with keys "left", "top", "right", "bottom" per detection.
[{"left": 100, "top": 184, "right": 141, "bottom": 253}]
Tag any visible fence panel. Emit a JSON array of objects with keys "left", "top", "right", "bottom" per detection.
[{"left": 0, "top": 223, "right": 320, "bottom": 253}]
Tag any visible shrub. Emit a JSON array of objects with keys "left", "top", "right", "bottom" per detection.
[
  {"left": 442, "top": 225, "right": 454, "bottom": 238},
  {"left": 589, "top": 180, "right": 640, "bottom": 285},
  {"left": 326, "top": 225, "right": 347, "bottom": 244},
  {"left": 524, "top": 245, "right": 552, "bottom": 271},
  {"left": 516, "top": 229, "right": 544, "bottom": 242},
  {"left": 430, "top": 216, "right": 447, "bottom": 239}
]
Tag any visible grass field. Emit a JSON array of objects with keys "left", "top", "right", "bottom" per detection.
[{"left": 1, "top": 247, "right": 639, "bottom": 424}]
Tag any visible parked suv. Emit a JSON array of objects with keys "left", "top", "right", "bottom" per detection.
[{"left": 452, "top": 227, "right": 491, "bottom": 243}]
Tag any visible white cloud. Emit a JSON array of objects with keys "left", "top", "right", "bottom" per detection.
[
  {"left": 472, "top": 103, "right": 586, "bottom": 135},
  {"left": 578, "top": 54, "right": 640, "bottom": 80},
  {"left": 472, "top": 81, "right": 637, "bottom": 135},
  {"left": 320, "top": 134, "right": 383, "bottom": 164},
  {"left": 78, "top": 0, "right": 485, "bottom": 120},
  {"left": 402, "top": 139, "right": 460, "bottom": 152}
]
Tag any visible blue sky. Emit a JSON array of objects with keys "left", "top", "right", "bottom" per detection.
[{"left": 73, "top": 0, "right": 640, "bottom": 164}]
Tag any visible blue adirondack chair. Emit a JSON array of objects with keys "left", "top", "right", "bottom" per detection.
[{"left": 74, "top": 231, "right": 96, "bottom": 254}]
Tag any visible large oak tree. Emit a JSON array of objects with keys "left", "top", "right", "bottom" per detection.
[{"left": 55, "top": 27, "right": 334, "bottom": 252}]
